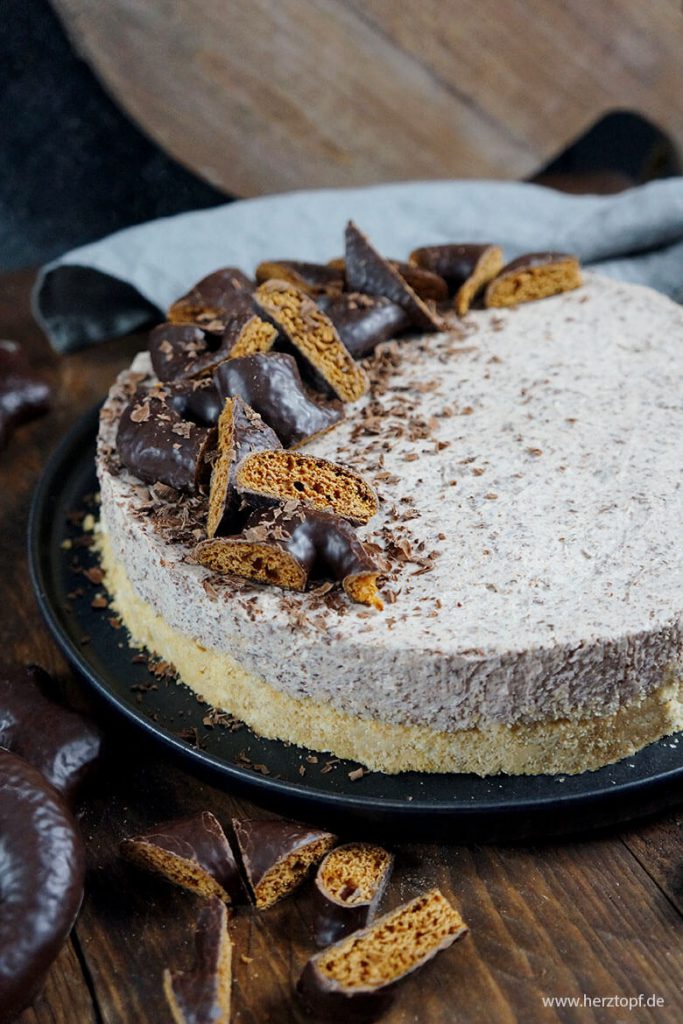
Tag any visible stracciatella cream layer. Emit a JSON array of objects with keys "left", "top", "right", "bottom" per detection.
[{"left": 97, "top": 275, "right": 683, "bottom": 766}]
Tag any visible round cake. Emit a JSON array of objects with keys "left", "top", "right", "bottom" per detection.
[{"left": 96, "top": 274, "right": 683, "bottom": 775}]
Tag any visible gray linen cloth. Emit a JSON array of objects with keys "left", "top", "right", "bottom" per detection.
[{"left": 33, "top": 179, "right": 683, "bottom": 352}]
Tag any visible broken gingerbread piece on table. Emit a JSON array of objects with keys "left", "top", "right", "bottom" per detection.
[
  {"left": 214, "top": 352, "right": 344, "bottom": 448},
  {"left": 168, "top": 268, "right": 254, "bottom": 328},
  {"left": 312, "top": 842, "right": 394, "bottom": 948},
  {"left": 255, "top": 259, "right": 345, "bottom": 296},
  {"left": 409, "top": 243, "right": 504, "bottom": 314},
  {"left": 298, "top": 888, "right": 468, "bottom": 1022},
  {"left": 0, "top": 340, "right": 51, "bottom": 450},
  {"left": 254, "top": 278, "right": 369, "bottom": 402},
  {"left": 317, "top": 292, "right": 412, "bottom": 359},
  {"left": 120, "top": 810, "right": 246, "bottom": 905},
  {"left": 232, "top": 817, "right": 337, "bottom": 910},
  {"left": 163, "top": 897, "right": 232, "bottom": 1024},
  {"left": 484, "top": 251, "right": 582, "bottom": 307}
]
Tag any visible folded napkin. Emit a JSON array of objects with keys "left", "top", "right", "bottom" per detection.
[{"left": 33, "top": 179, "right": 683, "bottom": 353}]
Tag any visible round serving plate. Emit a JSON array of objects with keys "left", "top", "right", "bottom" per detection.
[{"left": 29, "top": 406, "right": 683, "bottom": 841}]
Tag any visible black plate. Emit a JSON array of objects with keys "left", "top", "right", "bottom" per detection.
[{"left": 29, "top": 406, "right": 683, "bottom": 840}]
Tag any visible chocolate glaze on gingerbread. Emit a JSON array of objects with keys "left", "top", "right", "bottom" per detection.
[
  {"left": 163, "top": 897, "right": 231, "bottom": 1024},
  {"left": 255, "top": 260, "right": 344, "bottom": 296},
  {"left": 0, "top": 340, "right": 51, "bottom": 449},
  {"left": 168, "top": 268, "right": 254, "bottom": 327},
  {"left": 312, "top": 843, "right": 394, "bottom": 948},
  {"left": 0, "top": 749, "right": 85, "bottom": 1024},
  {"left": 168, "top": 378, "right": 224, "bottom": 428},
  {"left": 317, "top": 293, "right": 411, "bottom": 359},
  {"left": 409, "top": 243, "right": 497, "bottom": 289},
  {"left": 232, "top": 817, "right": 336, "bottom": 902}
]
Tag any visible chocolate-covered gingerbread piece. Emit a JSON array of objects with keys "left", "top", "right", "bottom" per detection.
[
  {"left": 120, "top": 811, "right": 245, "bottom": 905},
  {"left": 0, "top": 340, "right": 51, "bottom": 449},
  {"left": 0, "top": 749, "right": 85, "bottom": 1024},
  {"left": 409, "top": 243, "right": 504, "bottom": 314},
  {"left": 0, "top": 665, "right": 102, "bottom": 806},
  {"left": 235, "top": 449, "right": 378, "bottom": 525},
  {"left": 312, "top": 843, "right": 394, "bottom": 947},
  {"left": 168, "top": 377, "right": 224, "bottom": 428},
  {"left": 207, "top": 397, "right": 282, "bottom": 538},
  {"left": 150, "top": 314, "right": 277, "bottom": 383},
  {"left": 214, "top": 352, "right": 344, "bottom": 449},
  {"left": 255, "top": 260, "right": 344, "bottom": 296},
  {"left": 317, "top": 293, "right": 412, "bottom": 359},
  {"left": 163, "top": 897, "right": 232, "bottom": 1024},
  {"left": 232, "top": 817, "right": 337, "bottom": 910},
  {"left": 344, "top": 222, "right": 443, "bottom": 332},
  {"left": 327, "top": 259, "right": 448, "bottom": 302},
  {"left": 117, "top": 385, "right": 216, "bottom": 492},
  {"left": 298, "top": 888, "right": 468, "bottom": 1022},
  {"left": 254, "top": 279, "right": 369, "bottom": 402},
  {"left": 168, "top": 268, "right": 254, "bottom": 327},
  {"left": 195, "top": 503, "right": 383, "bottom": 609},
  {"left": 484, "top": 251, "right": 582, "bottom": 308}
]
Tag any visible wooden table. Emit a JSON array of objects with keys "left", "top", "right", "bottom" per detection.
[{"left": 3, "top": 267, "right": 681, "bottom": 1023}]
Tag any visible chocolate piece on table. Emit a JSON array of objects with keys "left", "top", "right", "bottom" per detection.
[
  {"left": 232, "top": 817, "right": 337, "bottom": 910},
  {"left": 117, "top": 386, "right": 216, "bottom": 492},
  {"left": 195, "top": 503, "right": 384, "bottom": 610},
  {"left": 235, "top": 449, "right": 379, "bottom": 525},
  {"left": 163, "top": 897, "right": 232, "bottom": 1024},
  {"left": 120, "top": 811, "right": 245, "bottom": 904},
  {"left": 255, "top": 260, "right": 345, "bottom": 296},
  {"left": 207, "top": 397, "right": 282, "bottom": 538},
  {"left": 254, "top": 279, "right": 369, "bottom": 402},
  {"left": 0, "top": 749, "right": 85, "bottom": 1024},
  {"left": 214, "top": 352, "right": 344, "bottom": 449},
  {"left": 317, "top": 293, "right": 412, "bottom": 360},
  {"left": 168, "top": 268, "right": 254, "bottom": 328},
  {"left": 344, "top": 222, "right": 444, "bottom": 332},
  {"left": 168, "top": 378, "right": 224, "bottom": 428},
  {"left": 409, "top": 243, "right": 504, "bottom": 314},
  {"left": 0, "top": 665, "right": 102, "bottom": 807},
  {"left": 312, "top": 843, "right": 394, "bottom": 948},
  {"left": 150, "top": 314, "right": 277, "bottom": 383},
  {"left": 0, "top": 340, "right": 51, "bottom": 449},
  {"left": 484, "top": 252, "right": 582, "bottom": 308},
  {"left": 298, "top": 888, "right": 468, "bottom": 1022}
]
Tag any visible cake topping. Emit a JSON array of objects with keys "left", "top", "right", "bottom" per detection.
[
  {"left": 344, "top": 221, "right": 444, "bottom": 332},
  {"left": 0, "top": 665, "right": 102, "bottom": 806},
  {"left": 329, "top": 259, "right": 448, "bottom": 302},
  {"left": 409, "top": 243, "right": 504, "bottom": 314},
  {"left": 312, "top": 843, "right": 394, "bottom": 947},
  {"left": 235, "top": 449, "right": 379, "bottom": 524},
  {"left": 232, "top": 816, "right": 337, "bottom": 909},
  {"left": 317, "top": 292, "right": 412, "bottom": 359},
  {"left": 163, "top": 897, "right": 232, "bottom": 1024},
  {"left": 255, "top": 259, "right": 344, "bottom": 296},
  {"left": 150, "top": 314, "right": 277, "bottom": 383},
  {"left": 485, "top": 251, "right": 582, "bottom": 307},
  {"left": 117, "top": 386, "right": 216, "bottom": 492},
  {"left": 195, "top": 503, "right": 384, "bottom": 609},
  {"left": 0, "top": 340, "right": 51, "bottom": 449},
  {"left": 168, "top": 378, "right": 224, "bottom": 428},
  {"left": 254, "top": 279, "right": 369, "bottom": 402},
  {"left": 168, "top": 267, "right": 254, "bottom": 327},
  {"left": 0, "top": 749, "right": 86, "bottom": 1023},
  {"left": 214, "top": 352, "right": 344, "bottom": 448},
  {"left": 207, "top": 397, "right": 282, "bottom": 538},
  {"left": 298, "top": 888, "right": 468, "bottom": 1021},
  {"left": 120, "top": 811, "right": 246, "bottom": 904},
  {"left": 221, "top": 310, "right": 278, "bottom": 359}
]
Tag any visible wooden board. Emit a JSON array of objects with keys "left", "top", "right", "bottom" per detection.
[{"left": 52, "top": 0, "right": 683, "bottom": 197}]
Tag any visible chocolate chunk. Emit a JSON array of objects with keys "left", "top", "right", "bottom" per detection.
[
  {"left": 168, "top": 268, "right": 254, "bottom": 328},
  {"left": 255, "top": 280, "right": 369, "bottom": 402},
  {"left": 168, "top": 378, "right": 224, "bottom": 427},
  {"left": 207, "top": 397, "right": 282, "bottom": 538},
  {"left": 150, "top": 313, "right": 277, "bottom": 383},
  {"left": 235, "top": 449, "right": 378, "bottom": 525},
  {"left": 317, "top": 293, "right": 412, "bottom": 359},
  {"left": 163, "top": 897, "right": 232, "bottom": 1024},
  {"left": 120, "top": 811, "right": 246, "bottom": 904},
  {"left": 0, "top": 665, "right": 102, "bottom": 807},
  {"left": 344, "top": 222, "right": 443, "bottom": 332},
  {"left": 0, "top": 749, "right": 85, "bottom": 1023},
  {"left": 409, "top": 243, "right": 504, "bottom": 314},
  {"left": 298, "top": 888, "right": 468, "bottom": 1022},
  {"left": 117, "top": 385, "right": 216, "bottom": 492},
  {"left": 484, "top": 252, "right": 582, "bottom": 308},
  {"left": 214, "top": 353, "right": 343, "bottom": 449},
  {"left": 255, "top": 260, "right": 344, "bottom": 296},
  {"left": 312, "top": 843, "right": 394, "bottom": 947},
  {"left": 0, "top": 340, "right": 51, "bottom": 449},
  {"left": 233, "top": 817, "right": 337, "bottom": 910},
  {"left": 195, "top": 503, "right": 383, "bottom": 609}
]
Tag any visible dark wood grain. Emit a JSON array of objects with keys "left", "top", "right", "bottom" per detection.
[{"left": 1, "top": 267, "right": 681, "bottom": 1023}]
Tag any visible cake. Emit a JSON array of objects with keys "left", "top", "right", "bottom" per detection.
[{"left": 96, "top": 252, "right": 683, "bottom": 776}]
